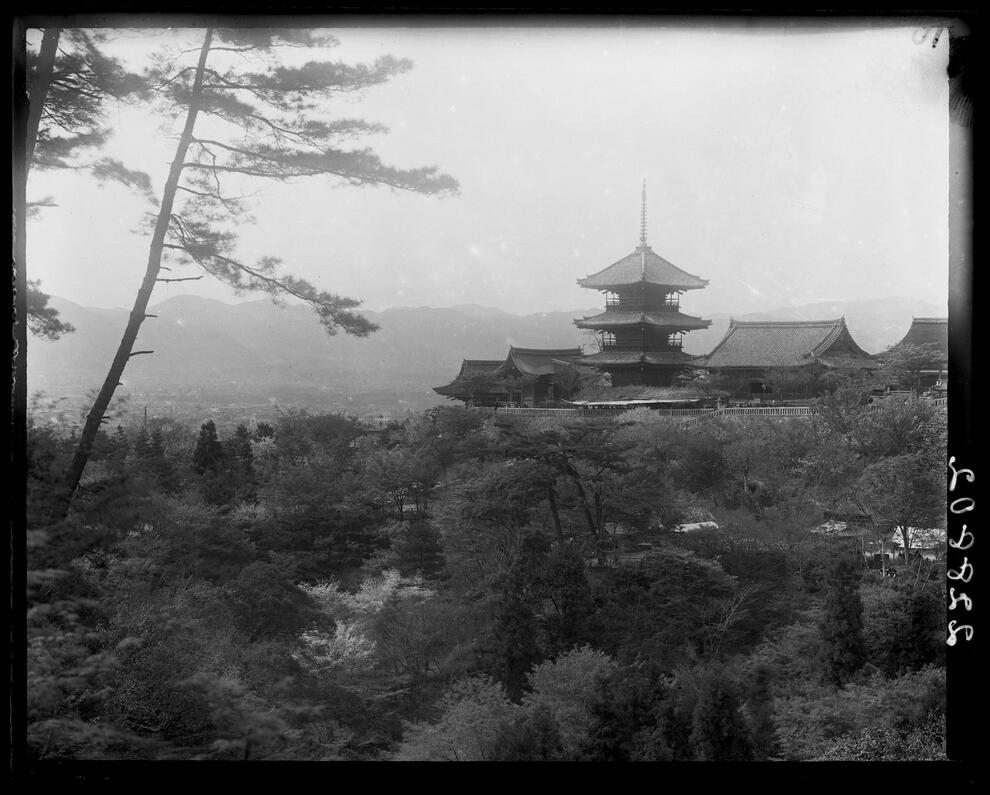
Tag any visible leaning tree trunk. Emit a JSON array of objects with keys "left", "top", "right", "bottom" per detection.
[
  {"left": 547, "top": 483, "right": 564, "bottom": 542},
  {"left": 25, "top": 26, "right": 61, "bottom": 176},
  {"left": 60, "top": 28, "right": 214, "bottom": 508},
  {"left": 564, "top": 463, "right": 598, "bottom": 540}
]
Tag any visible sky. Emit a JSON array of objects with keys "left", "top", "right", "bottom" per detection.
[{"left": 26, "top": 18, "right": 952, "bottom": 319}]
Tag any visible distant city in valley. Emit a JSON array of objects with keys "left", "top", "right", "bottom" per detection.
[{"left": 28, "top": 292, "right": 946, "bottom": 427}]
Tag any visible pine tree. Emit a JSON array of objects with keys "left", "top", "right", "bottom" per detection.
[
  {"left": 581, "top": 663, "right": 669, "bottom": 761},
  {"left": 746, "top": 664, "right": 778, "bottom": 760},
  {"left": 19, "top": 29, "right": 149, "bottom": 342},
  {"left": 106, "top": 424, "right": 130, "bottom": 473},
  {"left": 253, "top": 422, "right": 276, "bottom": 441},
  {"left": 27, "top": 28, "right": 146, "bottom": 174},
  {"left": 148, "top": 427, "right": 179, "bottom": 493},
  {"left": 192, "top": 420, "right": 225, "bottom": 475},
  {"left": 393, "top": 521, "right": 447, "bottom": 581},
  {"left": 492, "top": 572, "right": 541, "bottom": 703},
  {"left": 904, "top": 588, "right": 945, "bottom": 671},
  {"left": 133, "top": 426, "right": 151, "bottom": 460},
  {"left": 227, "top": 424, "right": 254, "bottom": 474},
  {"left": 146, "top": 427, "right": 164, "bottom": 457},
  {"left": 689, "top": 672, "right": 753, "bottom": 761},
  {"left": 819, "top": 551, "right": 867, "bottom": 686},
  {"left": 59, "top": 27, "right": 458, "bottom": 507},
  {"left": 216, "top": 424, "right": 256, "bottom": 504}
]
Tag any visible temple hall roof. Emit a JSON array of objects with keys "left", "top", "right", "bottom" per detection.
[
  {"left": 890, "top": 317, "right": 948, "bottom": 360},
  {"left": 458, "top": 359, "right": 504, "bottom": 378},
  {"left": 433, "top": 359, "right": 503, "bottom": 396},
  {"left": 496, "top": 347, "right": 583, "bottom": 378},
  {"left": 701, "top": 318, "right": 876, "bottom": 370},
  {"left": 578, "top": 245, "right": 709, "bottom": 291},
  {"left": 574, "top": 309, "right": 711, "bottom": 331}
]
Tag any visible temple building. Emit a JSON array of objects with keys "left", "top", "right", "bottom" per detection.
[
  {"left": 432, "top": 359, "right": 506, "bottom": 405},
  {"left": 884, "top": 317, "right": 948, "bottom": 390},
  {"left": 700, "top": 317, "right": 877, "bottom": 399},
  {"left": 433, "top": 347, "right": 584, "bottom": 406},
  {"left": 574, "top": 182, "right": 711, "bottom": 387}
]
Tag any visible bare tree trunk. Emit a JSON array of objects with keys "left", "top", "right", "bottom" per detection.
[
  {"left": 564, "top": 464, "right": 597, "bottom": 539},
  {"left": 898, "top": 524, "right": 912, "bottom": 567},
  {"left": 60, "top": 28, "right": 214, "bottom": 507},
  {"left": 25, "top": 26, "right": 61, "bottom": 176}
]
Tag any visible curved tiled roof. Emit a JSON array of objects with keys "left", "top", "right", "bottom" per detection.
[
  {"left": 574, "top": 309, "right": 711, "bottom": 331},
  {"left": 578, "top": 244, "right": 708, "bottom": 291},
  {"left": 816, "top": 353, "right": 881, "bottom": 370},
  {"left": 582, "top": 350, "right": 694, "bottom": 367},
  {"left": 702, "top": 318, "right": 875, "bottom": 369},
  {"left": 496, "top": 347, "right": 583, "bottom": 378},
  {"left": 433, "top": 359, "right": 504, "bottom": 396},
  {"left": 458, "top": 359, "right": 504, "bottom": 377},
  {"left": 892, "top": 317, "right": 948, "bottom": 358}
]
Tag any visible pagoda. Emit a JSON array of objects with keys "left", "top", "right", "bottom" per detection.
[{"left": 575, "top": 182, "right": 711, "bottom": 386}]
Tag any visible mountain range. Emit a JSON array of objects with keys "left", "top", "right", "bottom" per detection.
[{"left": 27, "top": 294, "right": 945, "bottom": 423}]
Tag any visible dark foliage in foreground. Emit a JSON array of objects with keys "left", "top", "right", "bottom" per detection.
[{"left": 24, "top": 382, "right": 946, "bottom": 761}]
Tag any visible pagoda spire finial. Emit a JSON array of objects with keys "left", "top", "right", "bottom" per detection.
[{"left": 639, "top": 178, "right": 648, "bottom": 246}]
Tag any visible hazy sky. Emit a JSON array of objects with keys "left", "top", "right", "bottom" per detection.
[{"left": 26, "top": 18, "right": 952, "bottom": 318}]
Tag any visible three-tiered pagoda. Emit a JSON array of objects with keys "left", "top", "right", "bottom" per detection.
[{"left": 575, "top": 182, "right": 711, "bottom": 386}]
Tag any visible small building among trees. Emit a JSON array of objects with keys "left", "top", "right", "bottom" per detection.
[{"left": 699, "top": 317, "right": 877, "bottom": 401}]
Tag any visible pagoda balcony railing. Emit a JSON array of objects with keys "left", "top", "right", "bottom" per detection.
[
  {"left": 600, "top": 340, "right": 683, "bottom": 352},
  {"left": 604, "top": 295, "right": 680, "bottom": 311}
]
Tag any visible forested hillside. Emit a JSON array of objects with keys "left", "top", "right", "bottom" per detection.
[{"left": 26, "top": 372, "right": 946, "bottom": 761}]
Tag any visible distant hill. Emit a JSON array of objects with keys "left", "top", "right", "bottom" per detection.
[{"left": 27, "top": 294, "right": 945, "bottom": 422}]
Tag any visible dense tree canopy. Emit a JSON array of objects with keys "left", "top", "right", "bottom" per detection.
[{"left": 23, "top": 370, "right": 946, "bottom": 762}]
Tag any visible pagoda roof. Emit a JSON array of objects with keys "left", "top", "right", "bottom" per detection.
[
  {"left": 890, "top": 317, "right": 948, "bottom": 358},
  {"left": 701, "top": 318, "right": 876, "bottom": 369},
  {"left": 495, "top": 347, "right": 583, "bottom": 378},
  {"left": 578, "top": 244, "right": 708, "bottom": 291},
  {"left": 574, "top": 309, "right": 711, "bottom": 331},
  {"left": 581, "top": 350, "right": 695, "bottom": 367}
]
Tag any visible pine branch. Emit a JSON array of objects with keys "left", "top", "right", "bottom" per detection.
[
  {"left": 176, "top": 182, "right": 243, "bottom": 213},
  {"left": 164, "top": 238, "right": 376, "bottom": 337}
]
